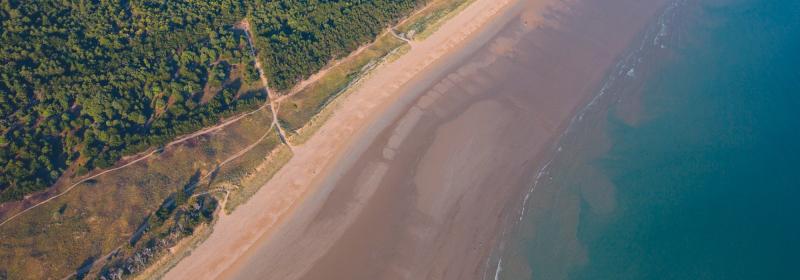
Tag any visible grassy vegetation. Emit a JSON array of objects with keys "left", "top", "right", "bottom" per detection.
[
  {"left": 285, "top": 46, "right": 412, "bottom": 146},
  {"left": 129, "top": 201, "right": 222, "bottom": 280},
  {"left": 0, "top": 0, "right": 426, "bottom": 200},
  {"left": 221, "top": 145, "right": 293, "bottom": 213},
  {"left": 0, "top": 0, "right": 483, "bottom": 278},
  {"left": 278, "top": 33, "right": 407, "bottom": 143},
  {"left": 278, "top": 0, "right": 475, "bottom": 144},
  {"left": 97, "top": 192, "right": 218, "bottom": 279},
  {"left": 0, "top": 11, "right": 407, "bottom": 280},
  {"left": 0, "top": 109, "right": 276, "bottom": 279},
  {"left": 104, "top": 129, "right": 291, "bottom": 279},
  {"left": 397, "top": 0, "right": 476, "bottom": 40}
]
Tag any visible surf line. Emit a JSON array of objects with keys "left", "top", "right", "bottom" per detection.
[
  {"left": 488, "top": 3, "right": 689, "bottom": 279},
  {"left": 516, "top": 0, "right": 686, "bottom": 223},
  {"left": 494, "top": 257, "right": 503, "bottom": 280}
]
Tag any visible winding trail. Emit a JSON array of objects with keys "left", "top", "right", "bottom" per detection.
[
  {"left": 41, "top": 19, "right": 300, "bottom": 278},
  {"left": 213, "top": 123, "right": 277, "bottom": 172},
  {"left": 237, "top": 19, "right": 293, "bottom": 150},
  {"left": 0, "top": 103, "right": 276, "bottom": 228},
  {"left": 0, "top": 20, "right": 287, "bottom": 229},
  {"left": 0, "top": 85, "right": 273, "bottom": 229},
  {"left": 0, "top": 149, "right": 158, "bottom": 227},
  {"left": 0, "top": 0, "right": 452, "bottom": 230},
  {"left": 3, "top": 3, "right": 439, "bottom": 274},
  {"left": 166, "top": 0, "right": 524, "bottom": 277},
  {"left": 390, "top": 28, "right": 414, "bottom": 45},
  {"left": 22, "top": 30, "right": 295, "bottom": 278}
]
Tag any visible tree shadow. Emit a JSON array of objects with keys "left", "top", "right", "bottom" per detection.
[
  {"left": 134, "top": 169, "right": 203, "bottom": 241},
  {"left": 75, "top": 256, "right": 96, "bottom": 279},
  {"left": 181, "top": 170, "right": 202, "bottom": 195},
  {"left": 129, "top": 216, "right": 149, "bottom": 246},
  {"left": 206, "top": 165, "right": 221, "bottom": 188}
]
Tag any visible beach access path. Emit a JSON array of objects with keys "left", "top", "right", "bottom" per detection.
[{"left": 163, "top": 0, "right": 526, "bottom": 278}]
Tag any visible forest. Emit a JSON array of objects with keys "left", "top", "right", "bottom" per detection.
[{"left": 0, "top": 0, "right": 423, "bottom": 202}]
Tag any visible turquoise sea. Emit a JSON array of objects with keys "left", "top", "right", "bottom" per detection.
[{"left": 500, "top": 0, "right": 800, "bottom": 279}]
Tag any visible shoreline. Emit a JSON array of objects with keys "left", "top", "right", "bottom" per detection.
[
  {"left": 215, "top": 0, "right": 673, "bottom": 278},
  {"left": 486, "top": 0, "right": 678, "bottom": 278},
  {"left": 166, "top": 0, "right": 673, "bottom": 278},
  {"left": 164, "top": 0, "right": 525, "bottom": 278}
]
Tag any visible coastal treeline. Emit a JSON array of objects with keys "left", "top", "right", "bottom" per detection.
[
  {"left": 248, "top": 0, "right": 420, "bottom": 90},
  {"left": 0, "top": 0, "right": 423, "bottom": 202}
]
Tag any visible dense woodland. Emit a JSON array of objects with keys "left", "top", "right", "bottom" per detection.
[{"left": 0, "top": 0, "right": 423, "bottom": 202}]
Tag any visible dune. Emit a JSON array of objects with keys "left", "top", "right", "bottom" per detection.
[{"left": 165, "top": 0, "right": 671, "bottom": 279}]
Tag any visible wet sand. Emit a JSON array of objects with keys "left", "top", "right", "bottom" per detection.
[
  {"left": 165, "top": 0, "right": 523, "bottom": 278},
  {"left": 220, "top": 0, "right": 671, "bottom": 279}
]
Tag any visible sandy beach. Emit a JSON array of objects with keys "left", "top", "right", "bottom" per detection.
[{"left": 165, "top": 0, "right": 670, "bottom": 279}]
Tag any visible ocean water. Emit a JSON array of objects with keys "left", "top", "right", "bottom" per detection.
[{"left": 500, "top": 0, "right": 800, "bottom": 279}]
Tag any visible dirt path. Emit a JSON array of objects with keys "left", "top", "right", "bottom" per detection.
[
  {"left": 237, "top": 19, "right": 293, "bottom": 151},
  {"left": 223, "top": 0, "right": 674, "bottom": 278},
  {"left": 0, "top": 97, "right": 275, "bottom": 227},
  {"left": 273, "top": 3, "right": 438, "bottom": 102},
  {"left": 390, "top": 28, "right": 414, "bottom": 44},
  {"left": 164, "top": 0, "right": 524, "bottom": 278},
  {"left": 0, "top": 148, "right": 160, "bottom": 227},
  {"left": 50, "top": 23, "right": 294, "bottom": 279},
  {"left": 0, "top": 20, "right": 284, "bottom": 229},
  {"left": 1, "top": 0, "right": 452, "bottom": 226}
]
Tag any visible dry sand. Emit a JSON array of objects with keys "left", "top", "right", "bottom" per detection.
[
  {"left": 165, "top": 0, "right": 670, "bottom": 279},
  {"left": 164, "top": 0, "right": 523, "bottom": 278}
]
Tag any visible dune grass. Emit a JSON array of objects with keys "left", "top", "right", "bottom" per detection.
[
  {"left": 0, "top": 109, "right": 276, "bottom": 279},
  {"left": 0, "top": 21, "right": 406, "bottom": 280},
  {"left": 220, "top": 144, "right": 293, "bottom": 213},
  {"left": 0, "top": 1, "right": 483, "bottom": 278},
  {"left": 277, "top": 33, "right": 407, "bottom": 143},
  {"left": 397, "top": 0, "right": 476, "bottom": 40}
]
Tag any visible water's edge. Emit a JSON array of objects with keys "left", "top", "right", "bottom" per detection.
[{"left": 485, "top": 1, "right": 687, "bottom": 278}]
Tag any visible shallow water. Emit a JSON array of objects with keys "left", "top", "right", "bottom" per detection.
[
  {"left": 502, "top": 0, "right": 800, "bottom": 279},
  {"left": 226, "top": 0, "right": 670, "bottom": 279}
]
